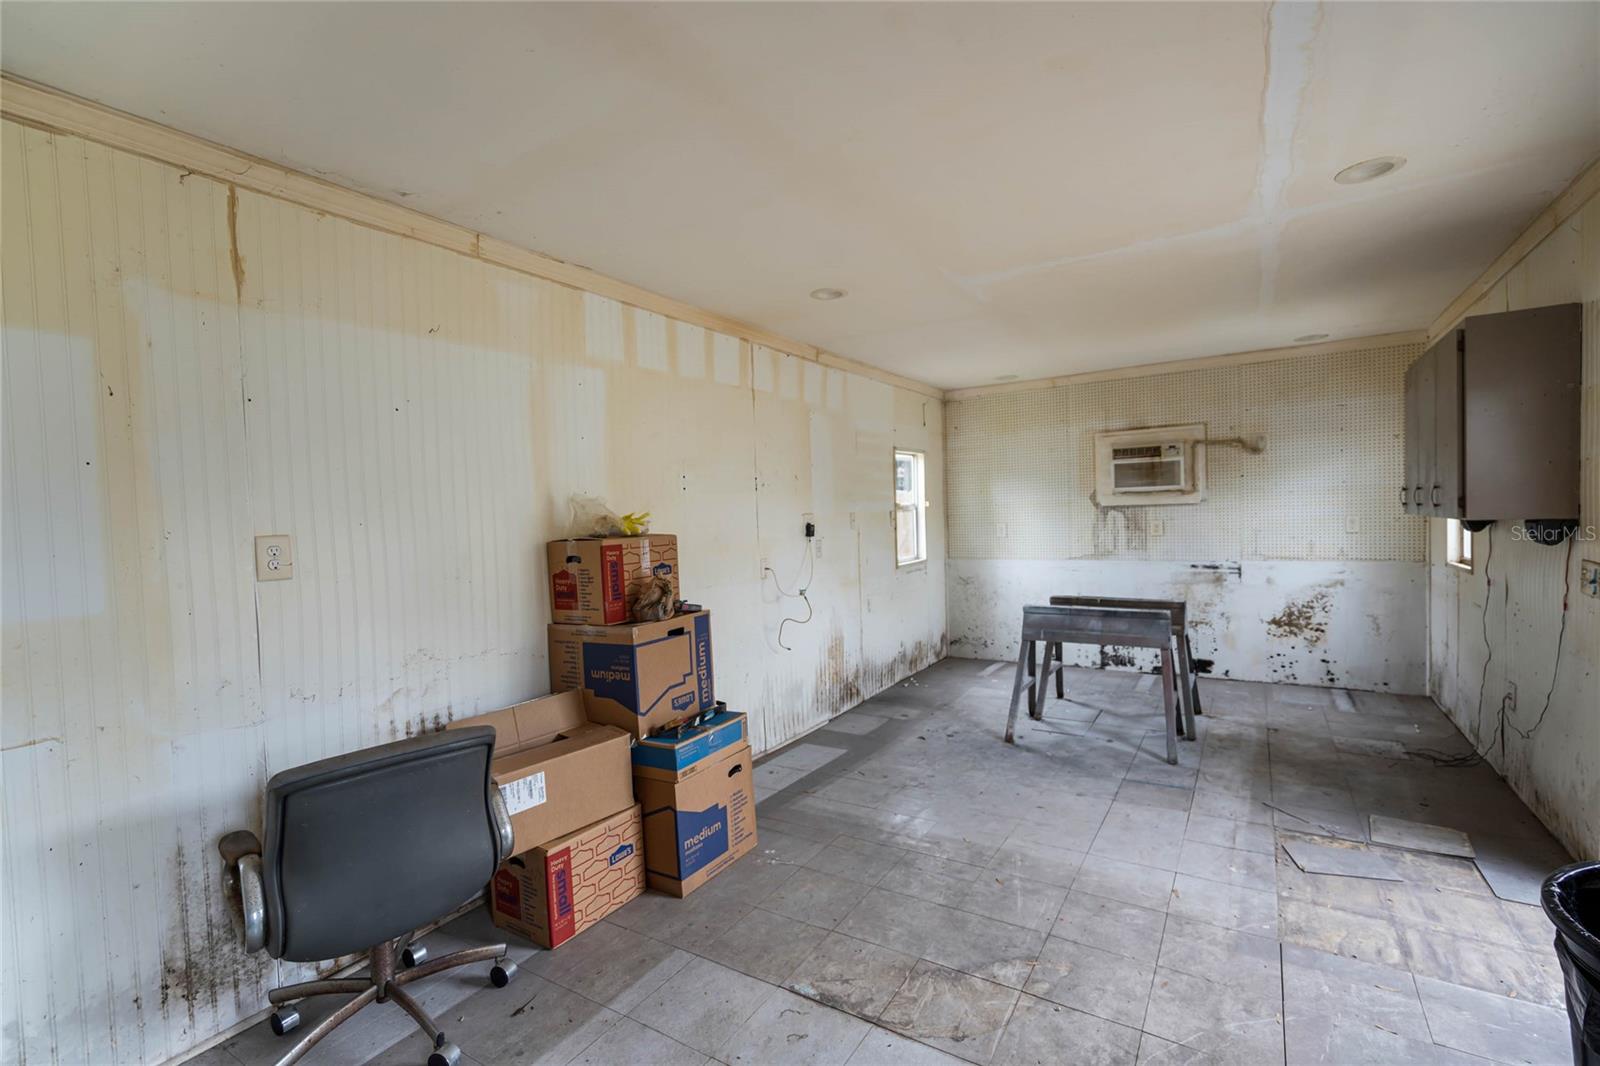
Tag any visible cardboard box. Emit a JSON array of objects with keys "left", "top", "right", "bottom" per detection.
[
  {"left": 547, "top": 535, "right": 680, "bottom": 626},
  {"left": 634, "top": 742, "right": 756, "bottom": 897},
  {"left": 548, "top": 611, "right": 715, "bottom": 738},
  {"left": 632, "top": 710, "right": 747, "bottom": 774},
  {"left": 488, "top": 805, "right": 645, "bottom": 949},
  {"left": 447, "top": 691, "right": 633, "bottom": 853}
]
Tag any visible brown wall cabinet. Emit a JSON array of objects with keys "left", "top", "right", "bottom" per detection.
[{"left": 1402, "top": 303, "right": 1581, "bottom": 521}]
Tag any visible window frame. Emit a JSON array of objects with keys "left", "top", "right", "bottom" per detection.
[
  {"left": 893, "top": 448, "right": 928, "bottom": 568},
  {"left": 1446, "top": 517, "right": 1474, "bottom": 572}
]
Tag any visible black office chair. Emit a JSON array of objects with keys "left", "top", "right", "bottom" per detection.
[{"left": 219, "top": 727, "right": 519, "bottom": 1066}]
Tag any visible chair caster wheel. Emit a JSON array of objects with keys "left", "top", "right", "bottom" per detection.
[
  {"left": 269, "top": 1007, "right": 301, "bottom": 1036},
  {"left": 427, "top": 1042, "right": 462, "bottom": 1066},
  {"left": 489, "top": 959, "right": 518, "bottom": 988},
  {"left": 402, "top": 943, "right": 428, "bottom": 967}
]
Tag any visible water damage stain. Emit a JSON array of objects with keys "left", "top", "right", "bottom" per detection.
[{"left": 1266, "top": 589, "right": 1332, "bottom": 646}]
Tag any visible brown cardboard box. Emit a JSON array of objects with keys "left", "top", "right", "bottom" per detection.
[
  {"left": 547, "top": 535, "right": 680, "bottom": 625},
  {"left": 633, "top": 742, "right": 756, "bottom": 897},
  {"left": 447, "top": 691, "right": 633, "bottom": 853},
  {"left": 548, "top": 611, "right": 715, "bottom": 738},
  {"left": 488, "top": 805, "right": 644, "bottom": 949}
]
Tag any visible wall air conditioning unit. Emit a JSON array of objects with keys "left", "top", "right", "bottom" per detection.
[{"left": 1093, "top": 424, "right": 1206, "bottom": 506}]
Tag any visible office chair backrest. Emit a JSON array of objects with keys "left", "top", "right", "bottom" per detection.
[{"left": 262, "top": 727, "right": 499, "bottom": 962}]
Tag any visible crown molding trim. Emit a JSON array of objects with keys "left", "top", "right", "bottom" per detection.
[
  {"left": 944, "top": 331, "right": 1426, "bottom": 400},
  {"left": 0, "top": 73, "right": 945, "bottom": 400}
]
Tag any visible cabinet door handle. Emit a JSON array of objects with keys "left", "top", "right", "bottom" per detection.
[
  {"left": 1400, "top": 486, "right": 1409, "bottom": 506},
  {"left": 1415, "top": 485, "right": 1424, "bottom": 506},
  {"left": 1431, "top": 485, "right": 1441, "bottom": 508}
]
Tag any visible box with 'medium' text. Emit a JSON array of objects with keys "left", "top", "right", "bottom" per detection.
[
  {"left": 633, "top": 742, "right": 756, "bottom": 897},
  {"left": 489, "top": 805, "right": 644, "bottom": 949},
  {"left": 548, "top": 611, "right": 715, "bottom": 738}
]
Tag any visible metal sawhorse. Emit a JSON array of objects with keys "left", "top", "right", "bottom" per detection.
[
  {"left": 1047, "top": 595, "right": 1204, "bottom": 739},
  {"left": 1005, "top": 604, "right": 1185, "bottom": 764}
]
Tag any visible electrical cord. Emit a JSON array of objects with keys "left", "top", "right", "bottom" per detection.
[
  {"left": 766, "top": 537, "right": 816, "bottom": 651},
  {"left": 1508, "top": 536, "right": 1576, "bottom": 741},
  {"left": 1413, "top": 527, "right": 1574, "bottom": 765}
]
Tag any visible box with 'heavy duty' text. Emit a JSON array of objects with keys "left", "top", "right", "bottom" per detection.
[
  {"left": 547, "top": 535, "right": 679, "bottom": 625},
  {"left": 489, "top": 805, "right": 644, "bottom": 948}
]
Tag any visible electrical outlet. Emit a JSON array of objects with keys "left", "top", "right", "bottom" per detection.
[
  {"left": 814, "top": 537, "right": 823, "bottom": 560},
  {"left": 1345, "top": 516, "right": 1361, "bottom": 534},
  {"left": 1150, "top": 518, "right": 1166, "bottom": 538},
  {"left": 1506, "top": 682, "right": 1517, "bottom": 714},
  {"left": 759, "top": 555, "right": 770, "bottom": 578},
  {"left": 1581, "top": 559, "right": 1600, "bottom": 599},
  {"left": 996, "top": 523, "right": 1008, "bottom": 539},
  {"left": 255, "top": 534, "right": 293, "bottom": 581}
]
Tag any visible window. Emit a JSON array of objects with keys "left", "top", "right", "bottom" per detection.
[
  {"left": 894, "top": 449, "right": 927, "bottom": 566},
  {"left": 1447, "top": 518, "right": 1473, "bottom": 571}
]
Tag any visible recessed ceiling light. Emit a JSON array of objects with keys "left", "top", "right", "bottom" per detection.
[
  {"left": 1334, "top": 156, "right": 1405, "bottom": 185},
  {"left": 995, "top": 374, "right": 1019, "bottom": 382},
  {"left": 810, "top": 287, "right": 846, "bottom": 301},
  {"left": 1294, "top": 333, "right": 1330, "bottom": 343}
]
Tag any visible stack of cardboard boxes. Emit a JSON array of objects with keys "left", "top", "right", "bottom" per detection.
[{"left": 449, "top": 532, "right": 757, "bottom": 951}]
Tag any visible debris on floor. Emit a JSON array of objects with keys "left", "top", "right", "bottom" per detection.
[
  {"left": 1368, "top": 814, "right": 1476, "bottom": 858},
  {"left": 1283, "top": 837, "right": 1405, "bottom": 881}
]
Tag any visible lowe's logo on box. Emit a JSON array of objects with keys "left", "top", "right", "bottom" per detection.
[
  {"left": 678, "top": 804, "right": 729, "bottom": 878},
  {"left": 608, "top": 843, "right": 635, "bottom": 866}
]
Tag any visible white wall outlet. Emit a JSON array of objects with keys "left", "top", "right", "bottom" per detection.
[
  {"left": 1345, "top": 516, "right": 1361, "bottom": 534},
  {"left": 255, "top": 534, "right": 293, "bottom": 581},
  {"left": 814, "top": 537, "right": 823, "bottom": 560},
  {"left": 996, "top": 523, "right": 1008, "bottom": 539},
  {"left": 1149, "top": 518, "right": 1166, "bottom": 538},
  {"left": 1581, "top": 559, "right": 1600, "bottom": 599},
  {"left": 1505, "top": 682, "right": 1517, "bottom": 714},
  {"left": 759, "top": 555, "right": 770, "bottom": 578}
]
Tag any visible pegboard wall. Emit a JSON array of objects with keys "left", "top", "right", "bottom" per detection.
[{"left": 945, "top": 342, "right": 1427, "bottom": 562}]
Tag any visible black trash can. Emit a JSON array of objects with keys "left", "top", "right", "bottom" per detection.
[{"left": 1543, "top": 862, "right": 1600, "bottom": 1065}]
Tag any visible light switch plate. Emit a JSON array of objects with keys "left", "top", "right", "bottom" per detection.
[
  {"left": 1581, "top": 559, "right": 1600, "bottom": 599},
  {"left": 1149, "top": 518, "right": 1166, "bottom": 538},
  {"left": 255, "top": 534, "right": 293, "bottom": 581}
]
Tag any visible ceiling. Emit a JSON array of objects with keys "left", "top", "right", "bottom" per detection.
[{"left": 3, "top": 2, "right": 1597, "bottom": 389}]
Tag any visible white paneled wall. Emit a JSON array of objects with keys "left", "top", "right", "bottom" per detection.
[
  {"left": 0, "top": 120, "right": 945, "bottom": 1065},
  {"left": 944, "top": 342, "right": 1430, "bottom": 691},
  {"left": 1427, "top": 191, "right": 1599, "bottom": 861}
]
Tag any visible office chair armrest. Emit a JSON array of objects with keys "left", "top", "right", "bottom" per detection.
[
  {"left": 488, "top": 783, "right": 514, "bottom": 865},
  {"left": 218, "top": 830, "right": 267, "bottom": 953}
]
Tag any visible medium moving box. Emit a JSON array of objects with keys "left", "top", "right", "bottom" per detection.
[
  {"left": 631, "top": 710, "right": 746, "bottom": 774},
  {"left": 548, "top": 611, "right": 715, "bottom": 738},
  {"left": 488, "top": 805, "right": 645, "bottom": 949},
  {"left": 447, "top": 691, "right": 633, "bottom": 853},
  {"left": 633, "top": 742, "right": 756, "bottom": 897},
  {"left": 547, "top": 535, "right": 680, "bottom": 625}
]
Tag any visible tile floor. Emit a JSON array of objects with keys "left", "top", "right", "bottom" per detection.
[{"left": 210, "top": 659, "right": 1578, "bottom": 1066}]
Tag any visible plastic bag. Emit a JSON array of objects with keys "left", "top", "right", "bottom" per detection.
[
  {"left": 567, "top": 495, "right": 651, "bottom": 538},
  {"left": 568, "top": 495, "right": 625, "bottom": 537}
]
